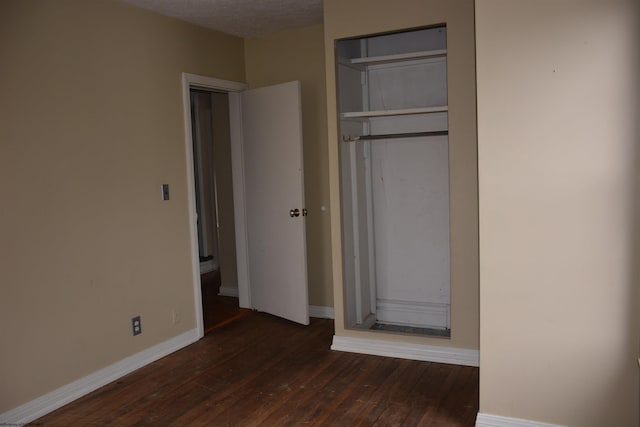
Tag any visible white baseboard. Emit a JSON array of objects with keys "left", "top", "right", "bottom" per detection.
[
  {"left": 218, "top": 285, "right": 239, "bottom": 297},
  {"left": 376, "top": 299, "right": 450, "bottom": 329},
  {"left": 309, "top": 305, "right": 334, "bottom": 319},
  {"left": 0, "top": 329, "right": 200, "bottom": 425},
  {"left": 476, "top": 413, "right": 564, "bottom": 427},
  {"left": 199, "top": 260, "right": 217, "bottom": 275},
  {"left": 331, "top": 335, "right": 479, "bottom": 367}
]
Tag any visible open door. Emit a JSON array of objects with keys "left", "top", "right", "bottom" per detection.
[
  {"left": 182, "top": 74, "right": 309, "bottom": 334},
  {"left": 240, "top": 81, "right": 309, "bottom": 325}
]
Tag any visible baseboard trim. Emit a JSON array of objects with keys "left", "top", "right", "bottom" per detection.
[
  {"left": 331, "top": 335, "right": 479, "bottom": 367},
  {"left": 199, "top": 260, "right": 217, "bottom": 275},
  {"left": 0, "top": 328, "right": 200, "bottom": 425},
  {"left": 476, "top": 413, "right": 564, "bottom": 427},
  {"left": 218, "top": 285, "right": 239, "bottom": 297},
  {"left": 376, "top": 299, "right": 450, "bottom": 329},
  {"left": 309, "top": 305, "right": 335, "bottom": 319}
]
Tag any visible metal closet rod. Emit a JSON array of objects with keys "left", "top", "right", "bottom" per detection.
[{"left": 342, "top": 130, "right": 448, "bottom": 142}]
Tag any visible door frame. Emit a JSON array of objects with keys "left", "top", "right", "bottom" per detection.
[{"left": 181, "top": 72, "right": 250, "bottom": 338}]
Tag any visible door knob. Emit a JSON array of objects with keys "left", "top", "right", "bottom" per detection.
[
  {"left": 302, "top": 208, "right": 308, "bottom": 217},
  {"left": 289, "top": 208, "right": 300, "bottom": 217}
]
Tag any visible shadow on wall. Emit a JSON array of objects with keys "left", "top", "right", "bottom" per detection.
[
  {"left": 634, "top": 8, "right": 640, "bottom": 423},
  {"left": 626, "top": 6, "right": 640, "bottom": 423},
  {"left": 614, "top": 8, "right": 640, "bottom": 424},
  {"left": 575, "top": 5, "right": 640, "bottom": 424}
]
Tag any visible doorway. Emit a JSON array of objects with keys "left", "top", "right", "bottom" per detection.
[
  {"left": 182, "top": 73, "right": 309, "bottom": 338},
  {"left": 189, "top": 88, "right": 247, "bottom": 332},
  {"left": 190, "top": 89, "right": 220, "bottom": 273}
]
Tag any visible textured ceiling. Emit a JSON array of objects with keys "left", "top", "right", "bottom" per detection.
[{"left": 122, "top": 0, "right": 323, "bottom": 38}]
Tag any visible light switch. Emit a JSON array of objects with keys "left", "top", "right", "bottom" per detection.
[{"left": 161, "top": 184, "right": 170, "bottom": 201}]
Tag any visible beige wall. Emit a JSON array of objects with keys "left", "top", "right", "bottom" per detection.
[
  {"left": 244, "top": 25, "right": 333, "bottom": 307},
  {"left": 476, "top": 0, "right": 639, "bottom": 425},
  {"left": 0, "top": 0, "right": 244, "bottom": 412},
  {"left": 323, "top": 0, "right": 479, "bottom": 349}
]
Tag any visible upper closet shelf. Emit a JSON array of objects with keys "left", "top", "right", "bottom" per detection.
[
  {"left": 346, "top": 49, "right": 447, "bottom": 68},
  {"left": 341, "top": 105, "right": 448, "bottom": 119}
]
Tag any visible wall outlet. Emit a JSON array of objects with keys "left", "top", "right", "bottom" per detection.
[
  {"left": 171, "top": 309, "right": 181, "bottom": 325},
  {"left": 132, "top": 316, "right": 142, "bottom": 336}
]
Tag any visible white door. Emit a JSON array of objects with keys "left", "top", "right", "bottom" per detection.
[{"left": 241, "top": 81, "right": 309, "bottom": 325}]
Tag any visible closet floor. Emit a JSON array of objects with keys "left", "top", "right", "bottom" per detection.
[{"left": 370, "top": 322, "right": 451, "bottom": 337}]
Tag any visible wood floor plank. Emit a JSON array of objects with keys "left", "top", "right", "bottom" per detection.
[
  {"left": 262, "top": 353, "right": 380, "bottom": 426},
  {"left": 36, "top": 313, "right": 478, "bottom": 426}
]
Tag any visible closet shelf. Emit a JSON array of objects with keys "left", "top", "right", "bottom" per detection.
[
  {"left": 342, "top": 130, "right": 448, "bottom": 142},
  {"left": 348, "top": 49, "right": 447, "bottom": 67},
  {"left": 341, "top": 105, "right": 448, "bottom": 119}
]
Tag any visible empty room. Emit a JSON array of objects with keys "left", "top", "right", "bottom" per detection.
[{"left": 1, "top": 1, "right": 638, "bottom": 426}]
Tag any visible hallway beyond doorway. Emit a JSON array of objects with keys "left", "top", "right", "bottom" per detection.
[{"left": 201, "top": 269, "right": 249, "bottom": 333}]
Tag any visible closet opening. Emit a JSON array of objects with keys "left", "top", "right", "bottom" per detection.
[{"left": 336, "top": 25, "right": 451, "bottom": 338}]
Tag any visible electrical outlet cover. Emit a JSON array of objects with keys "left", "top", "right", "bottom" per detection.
[{"left": 132, "top": 316, "right": 142, "bottom": 336}]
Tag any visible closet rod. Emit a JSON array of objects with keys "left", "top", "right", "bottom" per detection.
[{"left": 342, "top": 130, "right": 448, "bottom": 142}]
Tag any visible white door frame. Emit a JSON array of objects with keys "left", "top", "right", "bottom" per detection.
[{"left": 181, "top": 72, "right": 250, "bottom": 338}]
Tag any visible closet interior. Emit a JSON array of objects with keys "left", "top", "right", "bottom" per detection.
[{"left": 337, "top": 25, "right": 451, "bottom": 337}]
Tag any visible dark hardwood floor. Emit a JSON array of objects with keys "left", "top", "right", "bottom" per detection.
[
  {"left": 36, "top": 313, "right": 479, "bottom": 426},
  {"left": 201, "top": 269, "right": 250, "bottom": 332}
]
